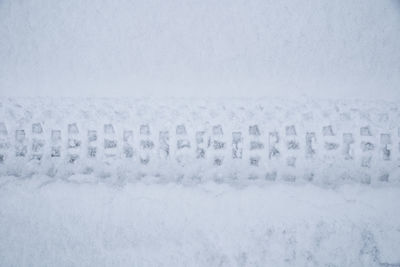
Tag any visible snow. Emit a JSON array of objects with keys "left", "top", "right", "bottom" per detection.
[
  {"left": 1, "top": 0, "right": 400, "bottom": 99},
  {"left": 1, "top": 97, "right": 400, "bottom": 186},
  {"left": 0, "top": 175, "right": 399, "bottom": 266},
  {"left": 0, "top": 98, "right": 399, "bottom": 265},
  {"left": 1, "top": 0, "right": 400, "bottom": 265}
]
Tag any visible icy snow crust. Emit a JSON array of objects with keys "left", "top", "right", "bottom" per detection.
[{"left": 0, "top": 97, "right": 400, "bottom": 186}]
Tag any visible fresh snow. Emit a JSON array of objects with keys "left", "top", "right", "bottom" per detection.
[
  {"left": 0, "top": 175, "right": 399, "bottom": 266},
  {"left": 1, "top": 0, "right": 400, "bottom": 265}
]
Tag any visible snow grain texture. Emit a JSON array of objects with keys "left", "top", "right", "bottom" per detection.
[{"left": 0, "top": 176, "right": 399, "bottom": 267}]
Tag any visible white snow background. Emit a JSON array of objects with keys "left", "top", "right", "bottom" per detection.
[
  {"left": 1, "top": 0, "right": 400, "bottom": 266},
  {"left": 0, "top": 0, "right": 400, "bottom": 99},
  {"left": 0, "top": 177, "right": 400, "bottom": 267}
]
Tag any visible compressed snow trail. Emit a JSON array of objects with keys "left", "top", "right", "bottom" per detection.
[
  {"left": 1, "top": 97, "right": 400, "bottom": 186},
  {"left": 0, "top": 175, "right": 399, "bottom": 267}
]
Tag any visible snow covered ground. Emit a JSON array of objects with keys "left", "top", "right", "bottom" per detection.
[
  {"left": 1, "top": 0, "right": 400, "bottom": 100},
  {"left": 1, "top": 97, "right": 400, "bottom": 266},
  {"left": 1, "top": 0, "right": 400, "bottom": 265},
  {"left": 0, "top": 175, "right": 400, "bottom": 267},
  {"left": 1, "top": 97, "right": 400, "bottom": 185}
]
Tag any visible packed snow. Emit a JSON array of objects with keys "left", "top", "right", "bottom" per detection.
[{"left": 1, "top": 97, "right": 400, "bottom": 186}]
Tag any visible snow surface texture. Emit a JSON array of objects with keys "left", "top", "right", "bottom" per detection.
[
  {"left": 0, "top": 98, "right": 400, "bottom": 186},
  {"left": 1, "top": 0, "right": 400, "bottom": 99},
  {"left": 1, "top": 98, "right": 400, "bottom": 267},
  {"left": 0, "top": 177, "right": 400, "bottom": 267}
]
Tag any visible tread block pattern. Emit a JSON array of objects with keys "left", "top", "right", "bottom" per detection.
[
  {"left": 159, "top": 131, "right": 169, "bottom": 159},
  {"left": 67, "top": 123, "right": 80, "bottom": 163},
  {"left": 381, "top": 134, "right": 391, "bottom": 161},
  {"left": 123, "top": 130, "right": 134, "bottom": 158},
  {"left": 139, "top": 124, "right": 153, "bottom": 164},
  {"left": 104, "top": 124, "right": 117, "bottom": 157},
  {"left": 15, "top": 130, "right": 27, "bottom": 157},
  {"left": 176, "top": 125, "right": 190, "bottom": 150},
  {"left": 212, "top": 125, "right": 225, "bottom": 166},
  {"left": 305, "top": 132, "right": 316, "bottom": 158},
  {"left": 195, "top": 131, "right": 206, "bottom": 159},
  {"left": 0, "top": 97, "right": 400, "bottom": 184},
  {"left": 232, "top": 132, "right": 243, "bottom": 159},
  {"left": 249, "top": 125, "right": 263, "bottom": 167},
  {"left": 31, "top": 123, "right": 45, "bottom": 160},
  {"left": 343, "top": 133, "right": 354, "bottom": 160},
  {"left": 87, "top": 130, "right": 97, "bottom": 158},
  {"left": 269, "top": 131, "right": 280, "bottom": 159}
]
